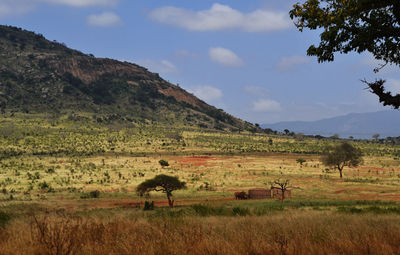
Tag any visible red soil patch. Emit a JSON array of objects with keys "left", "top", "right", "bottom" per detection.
[
  {"left": 342, "top": 194, "right": 400, "bottom": 200},
  {"left": 240, "top": 175, "right": 257, "bottom": 180},
  {"left": 334, "top": 187, "right": 366, "bottom": 194},
  {"left": 175, "top": 156, "right": 218, "bottom": 162},
  {"left": 172, "top": 156, "right": 221, "bottom": 167}
]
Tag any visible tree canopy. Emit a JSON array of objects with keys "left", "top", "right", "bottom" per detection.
[
  {"left": 136, "top": 174, "right": 186, "bottom": 208},
  {"left": 321, "top": 142, "right": 363, "bottom": 178},
  {"left": 290, "top": 0, "right": 400, "bottom": 108}
]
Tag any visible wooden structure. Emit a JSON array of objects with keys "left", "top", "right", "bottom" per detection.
[{"left": 248, "top": 188, "right": 270, "bottom": 199}]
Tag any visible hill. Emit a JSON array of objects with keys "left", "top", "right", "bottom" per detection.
[
  {"left": 0, "top": 25, "right": 253, "bottom": 130},
  {"left": 262, "top": 111, "right": 400, "bottom": 139}
]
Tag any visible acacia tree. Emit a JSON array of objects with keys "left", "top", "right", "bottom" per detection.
[
  {"left": 290, "top": 1, "right": 400, "bottom": 108},
  {"left": 136, "top": 174, "right": 186, "bottom": 208},
  {"left": 321, "top": 142, "right": 363, "bottom": 178},
  {"left": 271, "top": 179, "right": 290, "bottom": 202},
  {"left": 296, "top": 158, "right": 306, "bottom": 166}
]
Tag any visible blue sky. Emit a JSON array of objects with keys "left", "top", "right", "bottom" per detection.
[{"left": 0, "top": 0, "right": 399, "bottom": 124}]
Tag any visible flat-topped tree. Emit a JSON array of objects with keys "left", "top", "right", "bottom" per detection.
[
  {"left": 136, "top": 175, "right": 186, "bottom": 208},
  {"left": 322, "top": 142, "right": 363, "bottom": 178}
]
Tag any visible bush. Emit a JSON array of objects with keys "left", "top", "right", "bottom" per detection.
[
  {"left": 0, "top": 211, "right": 11, "bottom": 228},
  {"left": 38, "top": 181, "right": 50, "bottom": 190},
  {"left": 143, "top": 201, "right": 154, "bottom": 211},
  {"left": 158, "top": 160, "right": 169, "bottom": 167},
  {"left": 191, "top": 204, "right": 226, "bottom": 216},
  {"left": 80, "top": 190, "right": 100, "bottom": 199},
  {"left": 45, "top": 167, "right": 55, "bottom": 174},
  {"left": 89, "top": 190, "right": 100, "bottom": 198},
  {"left": 232, "top": 207, "right": 251, "bottom": 216}
]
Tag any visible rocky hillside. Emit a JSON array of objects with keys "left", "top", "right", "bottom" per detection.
[{"left": 0, "top": 25, "right": 253, "bottom": 130}]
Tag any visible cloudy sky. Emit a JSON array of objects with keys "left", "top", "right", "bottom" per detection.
[{"left": 0, "top": 0, "right": 399, "bottom": 124}]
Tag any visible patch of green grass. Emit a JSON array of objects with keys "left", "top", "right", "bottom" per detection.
[{"left": 337, "top": 205, "right": 400, "bottom": 214}]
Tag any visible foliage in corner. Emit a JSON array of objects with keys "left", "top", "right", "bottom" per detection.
[{"left": 290, "top": 0, "right": 400, "bottom": 108}]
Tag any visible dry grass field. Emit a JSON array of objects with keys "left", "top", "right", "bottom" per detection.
[
  {"left": 1, "top": 209, "right": 400, "bottom": 255},
  {"left": 1, "top": 115, "right": 400, "bottom": 254}
]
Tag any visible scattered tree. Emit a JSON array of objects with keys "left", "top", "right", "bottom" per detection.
[
  {"left": 290, "top": 1, "right": 400, "bottom": 108},
  {"left": 296, "top": 158, "right": 306, "bottom": 166},
  {"left": 373, "top": 133, "right": 380, "bottom": 140},
  {"left": 136, "top": 174, "right": 186, "bottom": 208},
  {"left": 284, "top": 129, "right": 290, "bottom": 135},
  {"left": 271, "top": 179, "right": 290, "bottom": 202},
  {"left": 321, "top": 142, "right": 363, "bottom": 178},
  {"left": 331, "top": 134, "right": 339, "bottom": 139}
]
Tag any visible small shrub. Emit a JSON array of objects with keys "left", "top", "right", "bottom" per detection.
[
  {"left": 38, "top": 181, "right": 50, "bottom": 190},
  {"left": 80, "top": 190, "right": 100, "bottom": 199},
  {"left": 89, "top": 190, "right": 100, "bottom": 198},
  {"left": 296, "top": 158, "right": 306, "bottom": 166},
  {"left": 45, "top": 168, "right": 55, "bottom": 174},
  {"left": 143, "top": 201, "right": 154, "bottom": 211},
  {"left": 232, "top": 207, "right": 251, "bottom": 216},
  {"left": 191, "top": 204, "right": 227, "bottom": 216},
  {"left": 0, "top": 211, "right": 11, "bottom": 228},
  {"left": 159, "top": 160, "right": 169, "bottom": 167}
]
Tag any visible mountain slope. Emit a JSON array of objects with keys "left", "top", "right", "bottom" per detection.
[
  {"left": 262, "top": 111, "right": 400, "bottom": 138},
  {"left": 0, "top": 25, "right": 252, "bottom": 130}
]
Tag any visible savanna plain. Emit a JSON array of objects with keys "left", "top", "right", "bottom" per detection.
[{"left": 1, "top": 114, "right": 400, "bottom": 255}]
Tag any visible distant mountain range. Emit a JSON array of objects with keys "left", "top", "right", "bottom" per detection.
[{"left": 262, "top": 111, "right": 400, "bottom": 139}]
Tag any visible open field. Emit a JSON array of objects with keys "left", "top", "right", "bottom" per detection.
[{"left": 1, "top": 114, "right": 400, "bottom": 254}]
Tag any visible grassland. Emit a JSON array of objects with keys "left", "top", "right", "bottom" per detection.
[{"left": 1, "top": 113, "right": 400, "bottom": 254}]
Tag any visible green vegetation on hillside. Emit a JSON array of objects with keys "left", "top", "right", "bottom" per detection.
[{"left": 0, "top": 25, "right": 253, "bottom": 131}]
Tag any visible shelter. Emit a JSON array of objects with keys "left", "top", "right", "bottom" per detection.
[{"left": 248, "top": 188, "right": 270, "bottom": 199}]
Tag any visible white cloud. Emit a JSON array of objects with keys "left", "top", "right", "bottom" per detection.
[
  {"left": 209, "top": 47, "right": 244, "bottom": 67},
  {"left": 253, "top": 99, "right": 282, "bottom": 112},
  {"left": 173, "top": 49, "right": 198, "bottom": 59},
  {"left": 136, "top": 59, "right": 178, "bottom": 74},
  {"left": 0, "top": 0, "right": 35, "bottom": 17},
  {"left": 40, "top": 0, "right": 118, "bottom": 7},
  {"left": 276, "top": 55, "right": 310, "bottom": 71},
  {"left": 189, "top": 86, "right": 223, "bottom": 102},
  {"left": 86, "top": 12, "right": 122, "bottom": 27},
  {"left": 0, "top": 0, "right": 118, "bottom": 18},
  {"left": 242, "top": 85, "right": 269, "bottom": 97},
  {"left": 149, "top": 3, "right": 292, "bottom": 32}
]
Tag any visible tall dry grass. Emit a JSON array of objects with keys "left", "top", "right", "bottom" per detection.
[{"left": 0, "top": 211, "right": 399, "bottom": 255}]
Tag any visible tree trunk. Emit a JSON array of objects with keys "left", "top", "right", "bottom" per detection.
[
  {"left": 167, "top": 193, "right": 174, "bottom": 208},
  {"left": 281, "top": 189, "right": 285, "bottom": 202},
  {"left": 339, "top": 168, "right": 343, "bottom": 178}
]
